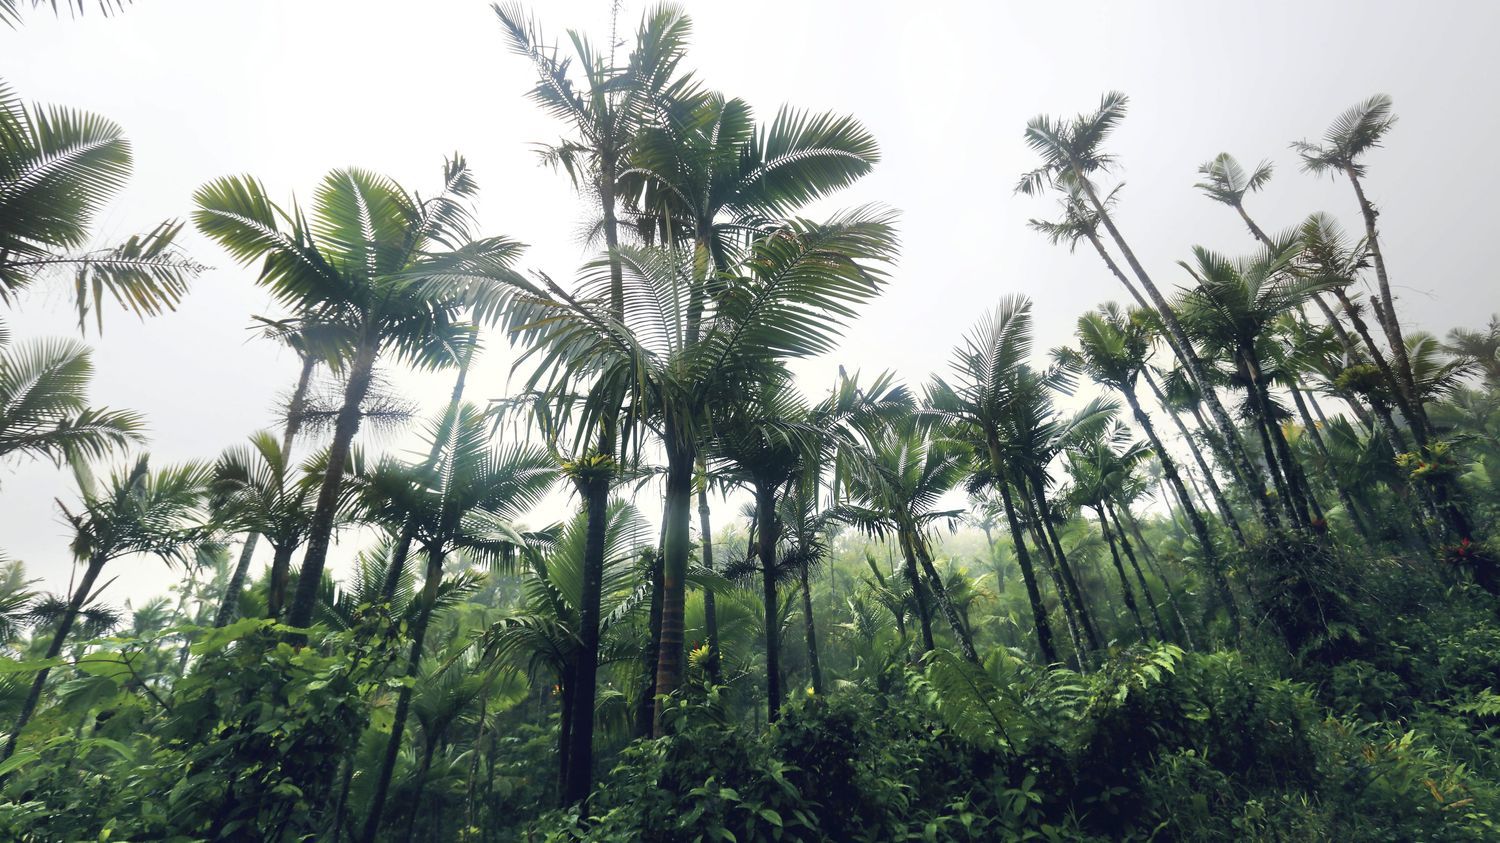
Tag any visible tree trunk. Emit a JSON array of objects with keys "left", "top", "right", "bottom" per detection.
[
  {"left": 1141, "top": 369, "right": 1245, "bottom": 543},
  {"left": 360, "top": 539, "right": 445, "bottom": 843},
  {"left": 564, "top": 471, "right": 611, "bottom": 798},
  {"left": 696, "top": 481, "right": 721, "bottom": 684},
  {"left": 1097, "top": 505, "right": 1147, "bottom": 639},
  {"left": 989, "top": 457, "right": 1057, "bottom": 664},
  {"left": 894, "top": 525, "right": 930, "bottom": 651},
  {"left": 1027, "top": 471, "right": 1101, "bottom": 652},
  {"left": 1107, "top": 504, "right": 1169, "bottom": 641},
  {"left": 1073, "top": 172, "right": 1279, "bottom": 529},
  {"left": 266, "top": 542, "right": 296, "bottom": 620},
  {"left": 216, "top": 352, "right": 317, "bottom": 628},
  {"left": 288, "top": 340, "right": 378, "bottom": 629},
  {"left": 650, "top": 444, "right": 693, "bottom": 736},
  {"left": 3, "top": 555, "right": 104, "bottom": 764},
  {"left": 1122, "top": 385, "right": 1241, "bottom": 640},
  {"left": 1289, "top": 380, "right": 1373, "bottom": 539},
  {"left": 633, "top": 551, "right": 662, "bottom": 739},
  {"left": 1347, "top": 171, "right": 1424, "bottom": 432},
  {"left": 797, "top": 563, "right": 823, "bottom": 694},
  {"left": 912, "top": 532, "right": 979, "bottom": 662},
  {"left": 753, "top": 483, "right": 784, "bottom": 722}
]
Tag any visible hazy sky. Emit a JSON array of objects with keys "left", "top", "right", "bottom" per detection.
[{"left": 3, "top": 0, "right": 1497, "bottom": 606}]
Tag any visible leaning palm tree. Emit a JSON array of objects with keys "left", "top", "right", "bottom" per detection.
[
  {"left": 1050, "top": 300, "right": 1248, "bottom": 630},
  {"left": 2, "top": 456, "right": 212, "bottom": 763},
  {"left": 0, "top": 331, "right": 143, "bottom": 470},
  {"left": 357, "top": 404, "right": 554, "bottom": 843},
  {"left": 926, "top": 296, "right": 1058, "bottom": 665},
  {"left": 1195, "top": 153, "right": 1276, "bottom": 243},
  {"left": 1177, "top": 243, "right": 1335, "bottom": 530},
  {"left": 1292, "top": 95, "right": 1425, "bottom": 431},
  {"left": 193, "top": 156, "right": 527, "bottom": 629},
  {"left": 0, "top": 79, "right": 201, "bottom": 333},
  {"left": 1017, "top": 92, "right": 1278, "bottom": 529},
  {"left": 1444, "top": 316, "right": 1500, "bottom": 390}
]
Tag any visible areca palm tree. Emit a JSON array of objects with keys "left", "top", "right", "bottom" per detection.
[
  {"left": 837, "top": 417, "right": 977, "bottom": 663},
  {"left": 193, "top": 157, "right": 527, "bottom": 629},
  {"left": 1177, "top": 244, "right": 1335, "bottom": 530},
  {"left": 358, "top": 404, "right": 554, "bottom": 842},
  {"left": 1293, "top": 95, "right": 1425, "bottom": 432},
  {"left": 480, "top": 501, "right": 652, "bottom": 798},
  {"left": 1017, "top": 92, "right": 1278, "bottom": 529},
  {"left": 0, "top": 79, "right": 201, "bottom": 333},
  {"left": 505, "top": 209, "right": 895, "bottom": 739},
  {"left": 0, "top": 331, "right": 143, "bottom": 469},
  {"left": 927, "top": 296, "right": 1058, "bottom": 664},
  {"left": 1444, "top": 316, "right": 1500, "bottom": 390},
  {"left": 3, "top": 456, "right": 212, "bottom": 763},
  {"left": 1054, "top": 305, "right": 1242, "bottom": 639}
]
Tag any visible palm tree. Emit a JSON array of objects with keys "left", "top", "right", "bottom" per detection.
[
  {"left": 1177, "top": 244, "right": 1336, "bottom": 531},
  {"left": 480, "top": 501, "right": 652, "bottom": 798},
  {"left": 1, "top": 0, "right": 128, "bottom": 27},
  {"left": 926, "top": 297, "right": 1058, "bottom": 665},
  {"left": 193, "top": 157, "right": 527, "bottom": 629},
  {"left": 0, "top": 79, "right": 201, "bottom": 333},
  {"left": 1054, "top": 305, "right": 1242, "bottom": 639},
  {"left": 837, "top": 416, "right": 978, "bottom": 662},
  {"left": 776, "top": 476, "right": 832, "bottom": 695},
  {"left": 1293, "top": 96, "right": 1425, "bottom": 433},
  {"left": 0, "top": 331, "right": 143, "bottom": 470},
  {"left": 1444, "top": 316, "right": 1500, "bottom": 390},
  {"left": 358, "top": 405, "right": 554, "bottom": 842},
  {"left": 1063, "top": 428, "right": 1160, "bottom": 640},
  {"left": 1195, "top": 153, "right": 1276, "bottom": 243},
  {"left": 209, "top": 432, "right": 351, "bottom": 621},
  {"left": 2, "top": 456, "right": 212, "bottom": 763},
  {"left": 1018, "top": 92, "right": 1279, "bottom": 529}
]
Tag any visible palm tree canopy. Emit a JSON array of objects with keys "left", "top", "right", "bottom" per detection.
[
  {"left": 0, "top": 79, "right": 201, "bottom": 332},
  {"left": 61, "top": 455, "right": 214, "bottom": 566},
  {"left": 1291, "top": 94, "right": 1396, "bottom": 177},
  {"left": 1195, "top": 153, "right": 1273, "bottom": 207},
  {"left": 0, "top": 333, "right": 144, "bottom": 468},
  {"left": 193, "top": 157, "right": 523, "bottom": 371},
  {"left": 1016, "top": 90, "right": 1129, "bottom": 196}
]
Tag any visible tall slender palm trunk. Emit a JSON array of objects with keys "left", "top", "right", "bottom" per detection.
[
  {"left": 1119, "top": 506, "right": 1196, "bottom": 649},
  {"left": 898, "top": 530, "right": 935, "bottom": 654},
  {"left": 1072, "top": 173, "right": 1279, "bottom": 530},
  {"left": 797, "top": 563, "right": 823, "bottom": 694},
  {"left": 1122, "top": 385, "right": 1241, "bottom": 640},
  {"left": 1096, "top": 505, "right": 1147, "bottom": 639},
  {"left": 912, "top": 532, "right": 979, "bottom": 662},
  {"left": 565, "top": 473, "right": 611, "bottom": 792},
  {"left": 288, "top": 340, "right": 378, "bottom": 628},
  {"left": 1027, "top": 471, "right": 1101, "bottom": 652},
  {"left": 3, "top": 554, "right": 105, "bottom": 765},
  {"left": 697, "top": 482, "right": 721, "bottom": 683},
  {"left": 216, "top": 352, "right": 317, "bottom": 628},
  {"left": 753, "top": 483, "right": 784, "bottom": 722},
  {"left": 1141, "top": 369, "right": 1245, "bottom": 542},
  {"left": 990, "top": 460, "right": 1058, "bottom": 665},
  {"left": 1106, "top": 504, "right": 1169, "bottom": 641},
  {"left": 361, "top": 539, "right": 446, "bottom": 843}
]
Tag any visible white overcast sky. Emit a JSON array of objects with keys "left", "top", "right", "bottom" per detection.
[{"left": 3, "top": 0, "right": 1497, "bottom": 606}]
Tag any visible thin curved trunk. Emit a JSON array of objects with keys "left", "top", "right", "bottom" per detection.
[
  {"left": 3, "top": 555, "right": 105, "bottom": 765},
  {"left": 289, "top": 340, "right": 378, "bottom": 629},
  {"left": 266, "top": 543, "right": 296, "bottom": 620},
  {"left": 989, "top": 458, "right": 1057, "bottom": 665},
  {"left": 633, "top": 550, "right": 662, "bottom": 739},
  {"left": 912, "top": 531, "right": 979, "bottom": 662},
  {"left": 216, "top": 352, "right": 317, "bottom": 628},
  {"left": 1073, "top": 173, "right": 1278, "bottom": 529},
  {"left": 1121, "top": 506, "right": 1196, "bottom": 650},
  {"left": 651, "top": 444, "right": 693, "bottom": 735},
  {"left": 696, "top": 481, "right": 721, "bottom": 684},
  {"left": 360, "top": 538, "right": 446, "bottom": 843},
  {"left": 1107, "top": 503, "right": 1169, "bottom": 641},
  {"left": 898, "top": 529, "right": 934, "bottom": 654},
  {"left": 1245, "top": 355, "right": 1317, "bottom": 529},
  {"left": 1122, "top": 384, "right": 1241, "bottom": 640},
  {"left": 1141, "top": 369, "right": 1245, "bottom": 543},
  {"left": 1289, "top": 380, "right": 1373, "bottom": 539},
  {"left": 1096, "top": 504, "right": 1146, "bottom": 639},
  {"left": 1026, "top": 471, "right": 1101, "bottom": 652}
]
